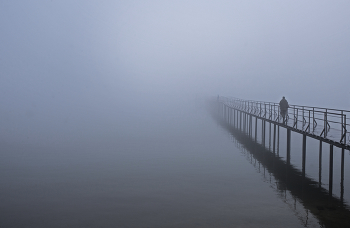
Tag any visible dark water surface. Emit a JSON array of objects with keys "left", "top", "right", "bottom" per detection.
[{"left": 0, "top": 105, "right": 338, "bottom": 227}]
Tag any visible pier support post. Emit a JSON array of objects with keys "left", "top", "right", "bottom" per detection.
[
  {"left": 319, "top": 140, "right": 322, "bottom": 188},
  {"left": 222, "top": 104, "right": 224, "bottom": 120},
  {"left": 228, "top": 107, "right": 230, "bottom": 123},
  {"left": 249, "top": 115, "right": 252, "bottom": 137},
  {"left": 277, "top": 126, "right": 280, "bottom": 156},
  {"left": 228, "top": 107, "right": 230, "bottom": 125},
  {"left": 224, "top": 105, "right": 226, "bottom": 121},
  {"left": 233, "top": 109, "right": 236, "bottom": 128},
  {"left": 245, "top": 113, "right": 247, "bottom": 133},
  {"left": 240, "top": 111, "right": 242, "bottom": 131},
  {"left": 251, "top": 115, "right": 253, "bottom": 138},
  {"left": 269, "top": 122, "right": 272, "bottom": 150},
  {"left": 243, "top": 112, "right": 245, "bottom": 132},
  {"left": 302, "top": 134, "right": 306, "bottom": 178},
  {"left": 262, "top": 120, "right": 266, "bottom": 147},
  {"left": 246, "top": 113, "right": 249, "bottom": 134},
  {"left": 329, "top": 145, "right": 333, "bottom": 196},
  {"left": 245, "top": 113, "right": 249, "bottom": 134},
  {"left": 255, "top": 117, "right": 258, "bottom": 142},
  {"left": 287, "top": 129, "right": 291, "bottom": 165},
  {"left": 245, "top": 113, "right": 248, "bottom": 133},
  {"left": 227, "top": 106, "right": 229, "bottom": 123},
  {"left": 341, "top": 148, "right": 345, "bottom": 201},
  {"left": 273, "top": 124, "right": 276, "bottom": 154}
]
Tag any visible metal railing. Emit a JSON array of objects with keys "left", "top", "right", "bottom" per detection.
[{"left": 218, "top": 96, "right": 350, "bottom": 148}]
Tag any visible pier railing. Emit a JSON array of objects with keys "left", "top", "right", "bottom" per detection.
[{"left": 218, "top": 96, "right": 350, "bottom": 149}]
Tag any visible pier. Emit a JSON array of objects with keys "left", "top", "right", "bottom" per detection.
[
  {"left": 208, "top": 96, "right": 350, "bottom": 227},
  {"left": 216, "top": 96, "right": 350, "bottom": 150},
  {"left": 209, "top": 96, "right": 350, "bottom": 197}
]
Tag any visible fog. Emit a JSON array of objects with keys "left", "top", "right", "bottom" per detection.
[
  {"left": 2, "top": 2, "right": 350, "bottom": 227},
  {"left": 1, "top": 0, "right": 350, "bottom": 145}
]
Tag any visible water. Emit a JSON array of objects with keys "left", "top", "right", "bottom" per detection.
[{"left": 1, "top": 104, "right": 347, "bottom": 227}]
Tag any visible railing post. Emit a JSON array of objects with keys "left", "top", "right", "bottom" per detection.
[
  {"left": 259, "top": 103, "right": 262, "bottom": 117},
  {"left": 344, "top": 114, "right": 347, "bottom": 145},
  {"left": 312, "top": 107, "right": 315, "bottom": 132},
  {"left": 308, "top": 110, "right": 311, "bottom": 132},
  {"left": 341, "top": 111, "right": 344, "bottom": 141},
  {"left": 302, "top": 106, "right": 305, "bottom": 129},
  {"left": 296, "top": 108, "right": 298, "bottom": 128}
]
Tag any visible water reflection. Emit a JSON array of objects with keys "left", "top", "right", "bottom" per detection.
[{"left": 214, "top": 115, "right": 350, "bottom": 228}]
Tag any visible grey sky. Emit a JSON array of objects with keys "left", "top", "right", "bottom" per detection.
[{"left": 1, "top": 0, "right": 350, "bottom": 144}]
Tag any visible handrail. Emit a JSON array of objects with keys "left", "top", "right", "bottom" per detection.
[{"left": 225, "top": 96, "right": 350, "bottom": 112}]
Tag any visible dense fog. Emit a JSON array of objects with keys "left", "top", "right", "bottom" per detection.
[{"left": 1, "top": 0, "right": 350, "bottom": 145}]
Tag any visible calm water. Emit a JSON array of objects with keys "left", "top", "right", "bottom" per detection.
[{"left": 1, "top": 104, "right": 348, "bottom": 227}]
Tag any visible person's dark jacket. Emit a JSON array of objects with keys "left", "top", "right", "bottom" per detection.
[{"left": 279, "top": 98, "right": 289, "bottom": 111}]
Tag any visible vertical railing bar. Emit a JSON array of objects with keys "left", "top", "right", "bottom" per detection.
[
  {"left": 341, "top": 110, "right": 344, "bottom": 141},
  {"left": 313, "top": 107, "right": 315, "bottom": 131},
  {"left": 301, "top": 106, "right": 305, "bottom": 130},
  {"left": 345, "top": 114, "right": 347, "bottom": 145},
  {"left": 308, "top": 110, "right": 311, "bottom": 132}
]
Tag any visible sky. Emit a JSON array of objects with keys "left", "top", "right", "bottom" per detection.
[{"left": 1, "top": 0, "right": 350, "bottom": 145}]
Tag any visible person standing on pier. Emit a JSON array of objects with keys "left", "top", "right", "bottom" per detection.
[{"left": 279, "top": 96, "right": 289, "bottom": 123}]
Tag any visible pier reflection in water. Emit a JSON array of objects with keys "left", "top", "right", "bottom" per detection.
[{"left": 212, "top": 110, "right": 350, "bottom": 227}]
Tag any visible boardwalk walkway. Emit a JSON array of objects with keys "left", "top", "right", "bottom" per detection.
[{"left": 217, "top": 96, "right": 350, "bottom": 150}]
